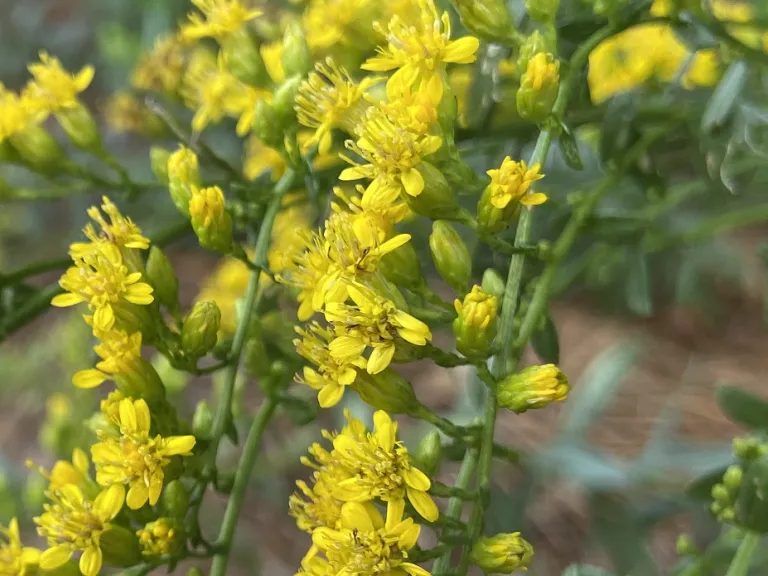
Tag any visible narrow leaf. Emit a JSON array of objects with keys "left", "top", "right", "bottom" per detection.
[
  {"left": 701, "top": 60, "right": 748, "bottom": 133},
  {"left": 531, "top": 312, "right": 560, "bottom": 364},
  {"left": 715, "top": 385, "right": 768, "bottom": 430}
]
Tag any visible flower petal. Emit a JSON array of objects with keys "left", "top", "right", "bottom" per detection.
[
  {"left": 39, "top": 546, "right": 72, "bottom": 570},
  {"left": 94, "top": 484, "right": 125, "bottom": 520},
  {"left": 318, "top": 383, "right": 345, "bottom": 408},
  {"left": 51, "top": 293, "right": 84, "bottom": 307},
  {"left": 443, "top": 37, "right": 480, "bottom": 63},
  {"left": 407, "top": 486, "right": 439, "bottom": 522},
  {"left": 126, "top": 482, "right": 149, "bottom": 510},
  {"left": 163, "top": 435, "right": 197, "bottom": 456},
  {"left": 72, "top": 369, "right": 107, "bottom": 389},
  {"left": 367, "top": 343, "right": 395, "bottom": 374},
  {"left": 80, "top": 546, "right": 103, "bottom": 576},
  {"left": 400, "top": 167, "right": 424, "bottom": 197}
]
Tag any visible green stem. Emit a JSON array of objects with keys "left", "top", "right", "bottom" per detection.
[
  {"left": 209, "top": 397, "right": 278, "bottom": 576},
  {"left": 725, "top": 532, "right": 760, "bottom": 576},
  {"left": 433, "top": 450, "right": 478, "bottom": 574},
  {"left": 1, "top": 257, "right": 72, "bottom": 286}
]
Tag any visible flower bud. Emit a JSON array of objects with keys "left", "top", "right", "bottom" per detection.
[
  {"left": 56, "top": 103, "right": 101, "bottom": 151},
  {"left": 181, "top": 301, "right": 221, "bottom": 360},
  {"left": 497, "top": 364, "right": 569, "bottom": 414},
  {"left": 150, "top": 146, "right": 171, "bottom": 185},
  {"left": 733, "top": 435, "right": 768, "bottom": 461},
  {"left": 282, "top": 20, "right": 311, "bottom": 77},
  {"left": 167, "top": 145, "right": 200, "bottom": 217},
  {"left": 114, "top": 358, "right": 167, "bottom": 403},
  {"left": 10, "top": 125, "right": 64, "bottom": 169},
  {"left": 352, "top": 369, "right": 421, "bottom": 415},
  {"left": 453, "top": 285, "right": 498, "bottom": 358},
  {"left": 403, "top": 161, "right": 462, "bottom": 221},
  {"left": 189, "top": 186, "right": 234, "bottom": 253},
  {"left": 145, "top": 246, "right": 180, "bottom": 316},
  {"left": 450, "top": 0, "right": 516, "bottom": 43},
  {"left": 252, "top": 99, "right": 283, "bottom": 149},
  {"left": 416, "top": 430, "right": 443, "bottom": 476},
  {"left": 430, "top": 221, "right": 472, "bottom": 293},
  {"left": 711, "top": 483, "right": 730, "bottom": 503},
  {"left": 470, "top": 532, "right": 534, "bottom": 574},
  {"left": 526, "top": 0, "right": 560, "bottom": 22},
  {"left": 723, "top": 465, "right": 743, "bottom": 492},
  {"left": 244, "top": 333, "right": 271, "bottom": 378},
  {"left": 192, "top": 400, "right": 214, "bottom": 439},
  {"left": 187, "top": 570, "right": 205, "bottom": 576},
  {"left": 477, "top": 156, "right": 546, "bottom": 233},
  {"left": 481, "top": 268, "right": 505, "bottom": 300},
  {"left": 222, "top": 28, "right": 268, "bottom": 87},
  {"left": 676, "top": 534, "right": 698, "bottom": 556},
  {"left": 162, "top": 480, "right": 190, "bottom": 520},
  {"left": 272, "top": 75, "right": 302, "bottom": 123},
  {"left": 137, "top": 517, "right": 184, "bottom": 556},
  {"left": 516, "top": 31, "right": 550, "bottom": 74},
  {"left": 100, "top": 525, "right": 142, "bottom": 567},
  {"left": 517, "top": 52, "right": 560, "bottom": 124},
  {"left": 380, "top": 241, "right": 424, "bottom": 290}
]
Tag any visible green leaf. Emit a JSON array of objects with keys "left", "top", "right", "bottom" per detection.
[
  {"left": 715, "top": 385, "right": 768, "bottom": 430},
  {"left": 686, "top": 466, "right": 729, "bottom": 501},
  {"left": 531, "top": 312, "right": 560, "bottom": 364},
  {"left": 559, "top": 340, "right": 641, "bottom": 440},
  {"left": 626, "top": 247, "right": 653, "bottom": 317},
  {"left": 701, "top": 61, "right": 748, "bottom": 134},
  {"left": 281, "top": 395, "right": 318, "bottom": 426},
  {"left": 562, "top": 565, "right": 615, "bottom": 576},
  {"left": 600, "top": 94, "right": 637, "bottom": 164},
  {"left": 559, "top": 123, "right": 584, "bottom": 171}
]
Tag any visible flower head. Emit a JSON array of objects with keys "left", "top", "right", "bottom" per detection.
[
  {"left": 137, "top": 518, "right": 183, "bottom": 556},
  {"left": 486, "top": 157, "right": 545, "bottom": 208},
  {"left": 294, "top": 322, "right": 367, "bottom": 407},
  {"left": 470, "top": 532, "right": 534, "bottom": 574},
  {"left": 27, "top": 448, "right": 91, "bottom": 492},
  {"left": 51, "top": 242, "right": 154, "bottom": 332},
  {"left": 0, "top": 85, "right": 37, "bottom": 143},
  {"left": 325, "top": 282, "right": 431, "bottom": 374},
  {"left": 309, "top": 501, "right": 430, "bottom": 576},
  {"left": 340, "top": 106, "right": 442, "bottom": 201},
  {"left": 453, "top": 285, "right": 498, "bottom": 358},
  {"left": 84, "top": 196, "right": 150, "bottom": 251},
  {"left": 330, "top": 410, "right": 438, "bottom": 521},
  {"left": 72, "top": 327, "right": 142, "bottom": 389},
  {"left": 132, "top": 34, "right": 188, "bottom": 93},
  {"left": 303, "top": 0, "right": 382, "bottom": 51},
  {"left": 91, "top": 398, "right": 196, "bottom": 509},
  {"left": 497, "top": 364, "right": 570, "bottom": 414},
  {"left": 181, "top": 0, "right": 261, "bottom": 42},
  {"left": 1, "top": 518, "right": 40, "bottom": 576},
  {"left": 35, "top": 484, "right": 125, "bottom": 576},
  {"left": 363, "top": 0, "right": 479, "bottom": 96},
  {"left": 296, "top": 58, "right": 382, "bottom": 154},
  {"left": 23, "top": 51, "right": 94, "bottom": 115},
  {"left": 189, "top": 185, "right": 234, "bottom": 253}
]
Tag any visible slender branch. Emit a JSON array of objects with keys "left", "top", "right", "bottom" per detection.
[{"left": 725, "top": 532, "right": 760, "bottom": 576}]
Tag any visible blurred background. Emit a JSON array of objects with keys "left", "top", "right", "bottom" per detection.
[{"left": 2, "top": 0, "right": 768, "bottom": 575}]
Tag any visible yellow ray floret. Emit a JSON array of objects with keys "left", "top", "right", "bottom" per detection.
[
  {"left": 181, "top": 0, "right": 261, "bottom": 42},
  {"left": 1, "top": 517, "right": 40, "bottom": 576},
  {"left": 23, "top": 51, "right": 93, "bottom": 115}
]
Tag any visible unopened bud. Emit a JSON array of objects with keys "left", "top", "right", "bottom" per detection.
[
  {"left": 517, "top": 52, "right": 560, "bottom": 124},
  {"left": 526, "top": 0, "right": 560, "bottom": 22},
  {"left": 453, "top": 286, "right": 498, "bottom": 358},
  {"left": 222, "top": 28, "right": 268, "bottom": 86},
  {"left": 114, "top": 358, "right": 166, "bottom": 403},
  {"left": 182, "top": 301, "right": 221, "bottom": 360},
  {"left": 187, "top": 569, "right": 205, "bottom": 576},
  {"left": 189, "top": 186, "right": 234, "bottom": 253},
  {"left": 192, "top": 400, "right": 214, "bottom": 439},
  {"left": 403, "top": 161, "right": 462, "bottom": 221},
  {"left": 282, "top": 20, "right": 311, "bottom": 77},
  {"left": 244, "top": 334, "right": 271, "bottom": 378},
  {"left": 10, "top": 125, "right": 64, "bottom": 169},
  {"left": 711, "top": 483, "right": 730, "bottom": 503},
  {"left": 252, "top": 99, "right": 283, "bottom": 149},
  {"left": 167, "top": 145, "right": 200, "bottom": 216},
  {"left": 162, "top": 480, "right": 190, "bottom": 520},
  {"left": 101, "top": 524, "right": 142, "bottom": 567},
  {"left": 481, "top": 268, "right": 505, "bottom": 300},
  {"left": 498, "top": 364, "right": 569, "bottom": 414},
  {"left": 416, "top": 430, "right": 443, "bottom": 476},
  {"left": 723, "top": 465, "right": 743, "bottom": 491},
  {"left": 137, "top": 517, "right": 184, "bottom": 556},
  {"left": 430, "top": 221, "right": 472, "bottom": 293},
  {"left": 145, "top": 246, "right": 179, "bottom": 315},
  {"left": 676, "top": 534, "right": 698, "bottom": 556},
  {"left": 353, "top": 369, "right": 420, "bottom": 414},
  {"left": 470, "top": 532, "right": 534, "bottom": 574},
  {"left": 516, "top": 31, "right": 550, "bottom": 73},
  {"left": 733, "top": 435, "right": 768, "bottom": 461},
  {"left": 380, "top": 241, "right": 424, "bottom": 290},
  {"left": 150, "top": 146, "right": 171, "bottom": 185},
  {"left": 57, "top": 103, "right": 101, "bottom": 150},
  {"left": 272, "top": 75, "right": 302, "bottom": 123},
  {"left": 450, "top": 0, "right": 516, "bottom": 43}
]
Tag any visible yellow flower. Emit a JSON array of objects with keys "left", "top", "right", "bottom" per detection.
[
  {"left": 51, "top": 241, "right": 154, "bottom": 332},
  {"left": 303, "top": 0, "right": 382, "bottom": 52},
  {"left": 0, "top": 84, "right": 38, "bottom": 143},
  {"left": 91, "top": 398, "right": 196, "bottom": 509},
  {"left": 326, "top": 283, "right": 431, "bottom": 374},
  {"left": 23, "top": 51, "right": 94, "bottom": 115},
  {"left": 362, "top": 0, "right": 479, "bottom": 97},
  {"left": 131, "top": 34, "right": 188, "bottom": 93},
  {"left": 101, "top": 390, "right": 125, "bottom": 428},
  {"left": 289, "top": 474, "right": 345, "bottom": 533},
  {"left": 1, "top": 518, "right": 41, "bottom": 576},
  {"left": 71, "top": 327, "right": 142, "bottom": 389},
  {"left": 35, "top": 484, "right": 125, "bottom": 576},
  {"left": 189, "top": 185, "right": 234, "bottom": 253},
  {"left": 244, "top": 134, "right": 287, "bottom": 181},
  {"left": 377, "top": 71, "right": 442, "bottom": 135},
  {"left": 309, "top": 501, "right": 431, "bottom": 576},
  {"left": 332, "top": 183, "right": 410, "bottom": 236},
  {"left": 260, "top": 41, "right": 285, "bottom": 84},
  {"left": 137, "top": 518, "right": 182, "bottom": 556},
  {"left": 181, "top": 0, "right": 262, "bottom": 42},
  {"left": 340, "top": 106, "right": 442, "bottom": 201},
  {"left": 331, "top": 410, "right": 438, "bottom": 521},
  {"left": 486, "top": 156, "right": 546, "bottom": 208},
  {"left": 84, "top": 196, "right": 150, "bottom": 251},
  {"left": 296, "top": 58, "right": 383, "bottom": 154},
  {"left": 196, "top": 257, "right": 251, "bottom": 333},
  {"left": 470, "top": 532, "right": 534, "bottom": 574},
  {"left": 294, "top": 322, "right": 367, "bottom": 407},
  {"left": 268, "top": 198, "right": 313, "bottom": 276},
  {"left": 497, "top": 364, "right": 570, "bottom": 414},
  {"left": 104, "top": 92, "right": 161, "bottom": 136},
  {"left": 27, "top": 448, "right": 91, "bottom": 492}
]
